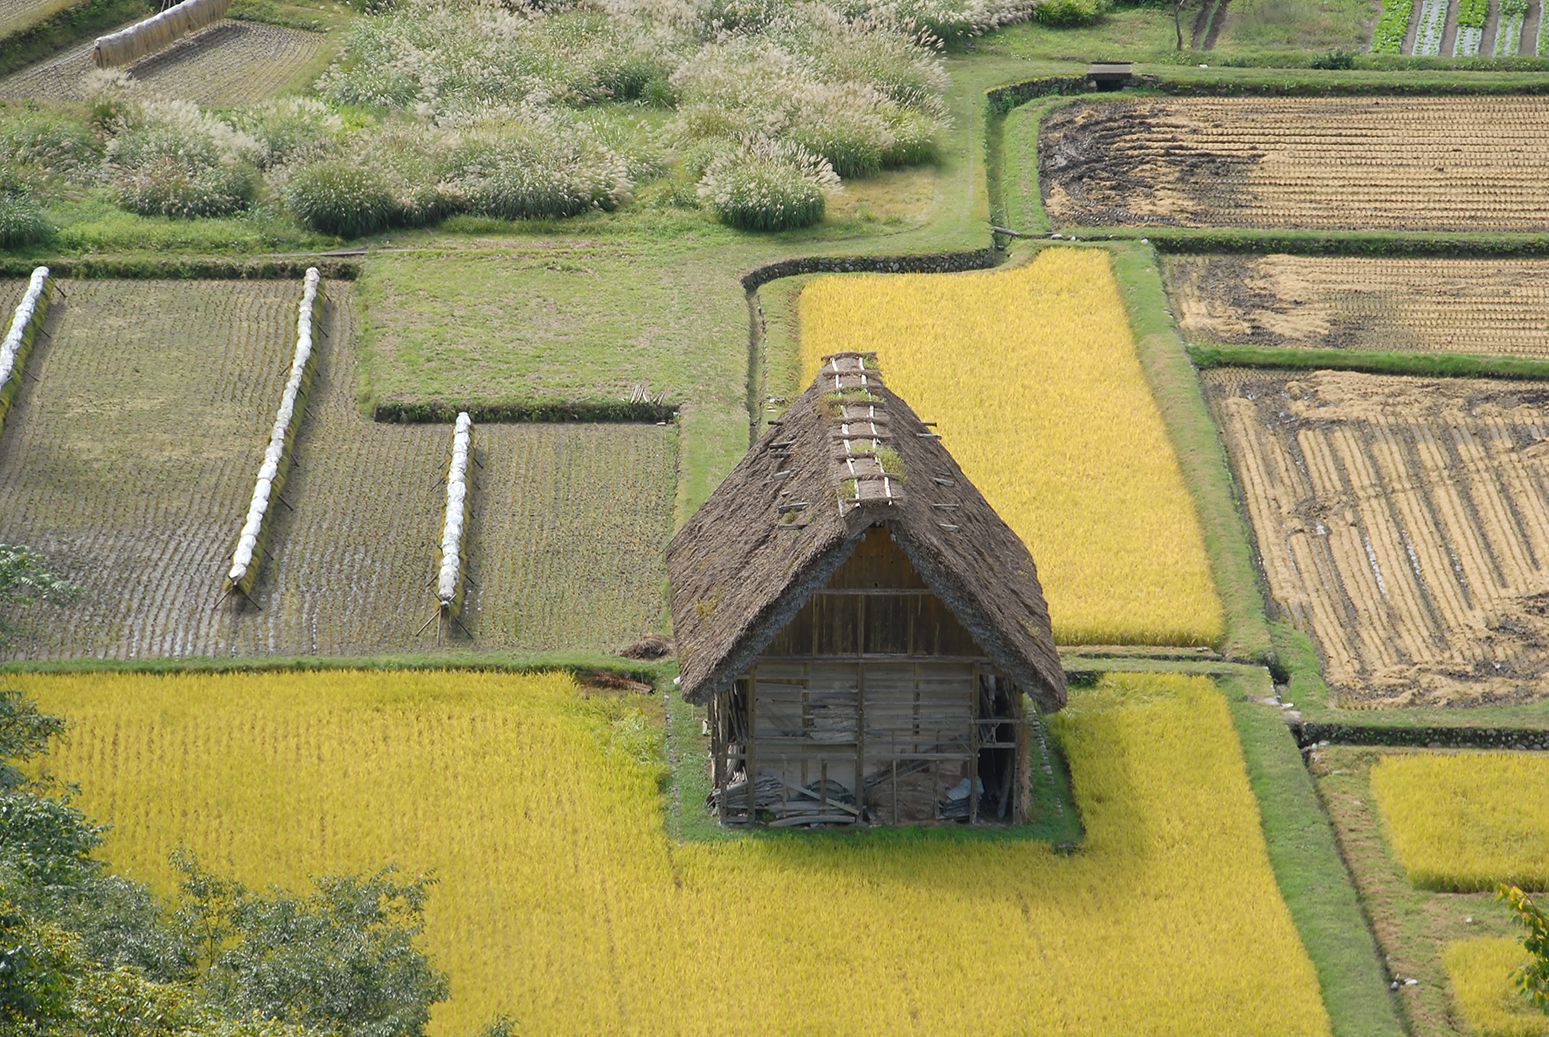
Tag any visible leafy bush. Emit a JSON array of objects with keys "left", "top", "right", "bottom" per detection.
[
  {"left": 0, "top": 188, "right": 52, "bottom": 249},
  {"left": 1031, "top": 0, "right": 1106, "bottom": 26},
  {"left": 105, "top": 102, "right": 261, "bottom": 218},
  {"left": 284, "top": 160, "right": 396, "bottom": 238},
  {"left": 698, "top": 137, "right": 837, "bottom": 231}
]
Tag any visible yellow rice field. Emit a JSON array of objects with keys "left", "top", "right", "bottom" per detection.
[
  {"left": 22, "top": 669, "right": 1326, "bottom": 1036},
  {"left": 1445, "top": 938, "right": 1549, "bottom": 1037},
  {"left": 798, "top": 247, "right": 1223, "bottom": 646},
  {"left": 1371, "top": 752, "right": 1549, "bottom": 892}
]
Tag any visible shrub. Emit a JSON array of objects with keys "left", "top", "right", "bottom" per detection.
[
  {"left": 880, "top": 107, "right": 939, "bottom": 166},
  {"left": 0, "top": 111, "right": 100, "bottom": 177},
  {"left": 105, "top": 101, "right": 261, "bottom": 218},
  {"left": 1031, "top": 0, "right": 1106, "bottom": 26},
  {"left": 439, "top": 121, "right": 631, "bottom": 220},
  {"left": 285, "top": 160, "right": 397, "bottom": 238},
  {"left": 0, "top": 188, "right": 52, "bottom": 249},
  {"left": 698, "top": 136, "right": 837, "bottom": 231},
  {"left": 235, "top": 97, "right": 344, "bottom": 169}
]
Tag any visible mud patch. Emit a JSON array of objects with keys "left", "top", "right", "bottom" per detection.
[{"left": 1206, "top": 367, "right": 1549, "bottom": 707}]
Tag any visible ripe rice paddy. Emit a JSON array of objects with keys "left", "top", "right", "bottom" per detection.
[
  {"left": 0, "top": 19, "right": 323, "bottom": 103},
  {"left": 21, "top": 668, "right": 1331, "bottom": 1037},
  {"left": 1040, "top": 96, "right": 1549, "bottom": 232},
  {"left": 798, "top": 247, "right": 1223, "bottom": 647},
  {"left": 0, "top": 278, "right": 674, "bottom": 660},
  {"left": 1371, "top": 752, "right": 1549, "bottom": 892},
  {"left": 1165, "top": 255, "right": 1549, "bottom": 357},
  {"left": 1445, "top": 937, "right": 1549, "bottom": 1037},
  {"left": 1206, "top": 368, "right": 1549, "bottom": 706}
]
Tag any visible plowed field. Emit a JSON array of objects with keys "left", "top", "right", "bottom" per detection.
[
  {"left": 0, "top": 279, "right": 674, "bottom": 660},
  {"left": 1167, "top": 255, "right": 1549, "bottom": 356},
  {"left": 1206, "top": 368, "right": 1549, "bottom": 706},
  {"left": 1041, "top": 97, "right": 1549, "bottom": 232},
  {"left": 0, "top": 20, "right": 322, "bottom": 103}
]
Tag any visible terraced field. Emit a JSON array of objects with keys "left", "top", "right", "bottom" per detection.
[
  {"left": 20, "top": 669, "right": 1332, "bottom": 1037},
  {"left": 1166, "top": 255, "right": 1549, "bottom": 356},
  {"left": 1206, "top": 368, "right": 1549, "bottom": 706},
  {"left": 1041, "top": 97, "right": 1549, "bottom": 232},
  {"left": 0, "top": 19, "right": 323, "bottom": 102},
  {"left": 0, "top": 278, "right": 675, "bottom": 660}
]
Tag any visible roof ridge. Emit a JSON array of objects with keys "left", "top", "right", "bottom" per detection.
[{"left": 816, "top": 353, "right": 903, "bottom": 515}]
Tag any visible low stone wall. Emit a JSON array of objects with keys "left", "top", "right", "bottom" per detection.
[{"left": 1295, "top": 722, "right": 1549, "bottom": 751}]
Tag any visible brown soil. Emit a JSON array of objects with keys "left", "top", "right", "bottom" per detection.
[
  {"left": 1041, "top": 97, "right": 1549, "bottom": 232},
  {"left": 0, "top": 19, "right": 322, "bottom": 103},
  {"left": 1165, "top": 254, "right": 1549, "bottom": 356},
  {"left": 1206, "top": 367, "right": 1549, "bottom": 707},
  {"left": 0, "top": 279, "right": 676, "bottom": 660}
]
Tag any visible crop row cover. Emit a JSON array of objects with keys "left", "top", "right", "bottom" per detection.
[
  {"left": 225, "top": 268, "right": 321, "bottom": 595},
  {"left": 1, "top": 267, "right": 49, "bottom": 395},
  {"left": 438, "top": 412, "right": 473, "bottom": 615},
  {"left": 93, "top": 0, "right": 233, "bottom": 68}
]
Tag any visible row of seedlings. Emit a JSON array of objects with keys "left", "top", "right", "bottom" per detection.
[
  {"left": 223, "top": 267, "right": 321, "bottom": 601},
  {"left": 92, "top": 0, "right": 232, "bottom": 67},
  {"left": 429, "top": 412, "right": 474, "bottom": 637},
  {"left": 0, "top": 267, "right": 52, "bottom": 436}
]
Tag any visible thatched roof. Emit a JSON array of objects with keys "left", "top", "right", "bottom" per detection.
[{"left": 668, "top": 352, "right": 1066, "bottom": 711}]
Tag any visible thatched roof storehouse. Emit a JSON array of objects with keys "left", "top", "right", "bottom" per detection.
[{"left": 668, "top": 352, "right": 1066, "bottom": 827}]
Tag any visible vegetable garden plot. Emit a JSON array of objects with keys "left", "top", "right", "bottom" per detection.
[
  {"left": 0, "top": 19, "right": 321, "bottom": 103},
  {"left": 1166, "top": 255, "right": 1549, "bottom": 357},
  {"left": 20, "top": 669, "right": 1332, "bottom": 1037},
  {"left": 1041, "top": 97, "right": 1549, "bottom": 232},
  {"left": 1205, "top": 368, "right": 1549, "bottom": 707}
]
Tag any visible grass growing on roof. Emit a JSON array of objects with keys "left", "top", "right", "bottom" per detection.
[
  {"left": 1372, "top": 753, "right": 1549, "bottom": 892},
  {"left": 1445, "top": 937, "right": 1549, "bottom": 1037},
  {"left": 799, "top": 247, "right": 1224, "bottom": 647},
  {"left": 24, "top": 668, "right": 1328, "bottom": 1036}
]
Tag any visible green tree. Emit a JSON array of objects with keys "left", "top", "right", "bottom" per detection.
[
  {"left": 0, "top": 690, "right": 448, "bottom": 1036},
  {"left": 1499, "top": 884, "right": 1549, "bottom": 1011},
  {"left": 0, "top": 545, "right": 79, "bottom": 643}
]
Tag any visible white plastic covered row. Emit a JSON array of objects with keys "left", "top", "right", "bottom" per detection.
[
  {"left": 225, "top": 268, "right": 321, "bottom": 592},
  {"left": 437, "top": 412, "right": 473, "bottom": 612},
  {"left": 0, "top": 266, "right": 50, "bottom": 395}
]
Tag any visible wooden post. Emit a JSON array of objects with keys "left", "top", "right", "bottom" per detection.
[
  {"left": 854, "top": 663, "right": 866, "bottom": 821},
  {"left": 711, "top": 692, "right": 725, "bottom": 824},
  {"left": 969, "top": 672, "right": 981, "bottom": 824},
  {"left": 747, "top": 676, "right": 758, "bottom": 824}
]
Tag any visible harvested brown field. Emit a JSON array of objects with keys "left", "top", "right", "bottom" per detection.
[
  {"left": 0, "top": 19, "right": 322, "bottom": 103},
  {"left": 1206, "top": 367, "right": 1549, "bottom": 706},
  {"left": 1041, "top": 97, "right": 1549, "bottom": 232},
  {"left": 0, "top": 279, "right": 675, "bottom": 660},
  {"left": 1166, "top": 254, "right": 1549, "bottom": 356},
  {"left": 0, "top": 0, "right": 74, "bottom": 36}
]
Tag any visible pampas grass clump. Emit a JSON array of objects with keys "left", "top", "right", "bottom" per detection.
[{"left": 698, "top": 136, "right": 837, "bottom": 231}]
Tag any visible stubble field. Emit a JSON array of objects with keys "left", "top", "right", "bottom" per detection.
[
  {"left": 1040, "top": 97, "right": 1549, "bottom": 232},
  {"left": 0, "top": 20, "right": 324, "bottom": 103},
  {"left": 0, "top": 277, "right": 675, "bottom": 660},
  {"left": 1166, "top": 254, "right": 1549, "bottom": 357},
  {"left": 21, "top": 668, "right": 1331, "bottom": 1037},
  {"left": 1206, "top": 368, "right": 1549, "bottom": 706}
]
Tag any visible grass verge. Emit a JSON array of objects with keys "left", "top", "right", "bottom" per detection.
[
  {"left": 1224, "top": 670, "right": 1405, "bottom": 1037},
  {"left": 1189, "top": 342, "right": 1549, "bottom": 381}
]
